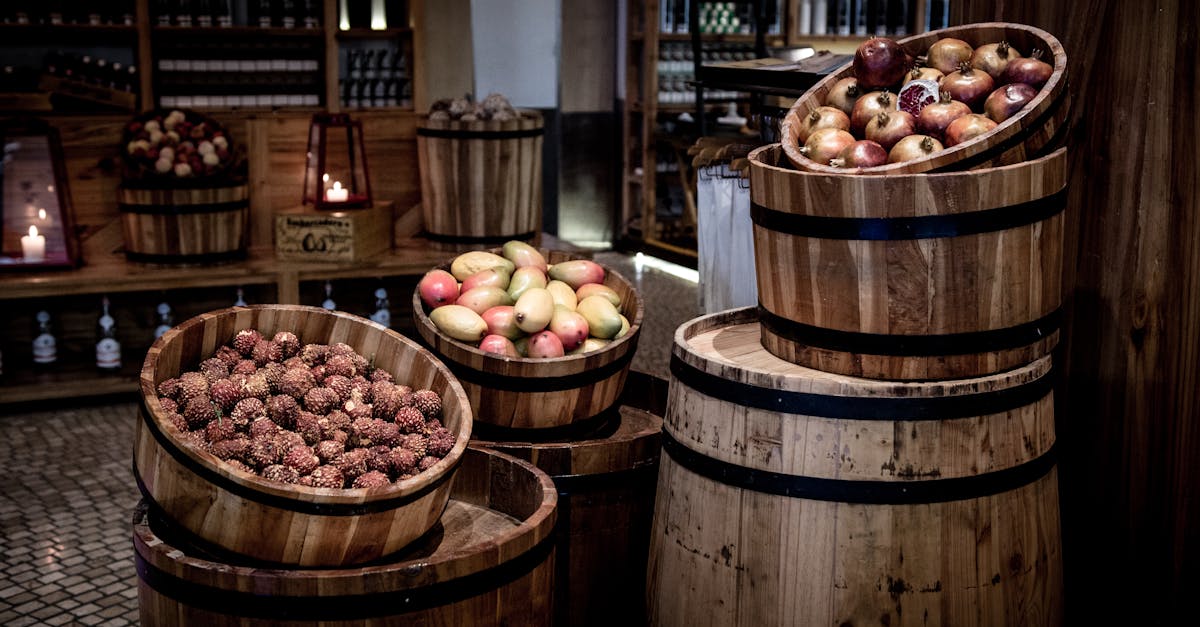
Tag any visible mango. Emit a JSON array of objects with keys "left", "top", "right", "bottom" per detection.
[
  {"left": 507, "top": 265, "right": 548, "bottom": 301},
  {"left": 545, "top": 280, "right": 578, "bottom": 310},
  {"left": 501, "top": 240, "right": 548, "bottom": 272},
  {"left": 568, "top": 337, "right": 611, "bottom": 355},
  {"left": 549, "top": 306, "right": 590, "bottom": 351},
  {"left": 514, "top": 336, "right": 530, "bottom": 357},
  {"left": 513, "top": 287, "right": 555, "bottom": 334},
  {"left": 461, "top": 267, "right": 511, "bottom": 293},
  {"left": 450, "top": 251, "right": 514, "bottom": 281},
  {"left": 479, "top": 334, "right": 519, "bottom": 357},
  {"left": 616, "top": 314, "right": 631, "bottom": 339},
  {"left": 429, "top": 305, "right": 488, "bottom": 343},
  {"left": 527, "top": 330, "right": 565, "bottom": 358},
  {"left": 418, "top": 269, "right": 460, "bottom": 309},
  {"left": 577, "top": 295, "right": 623, "bottom": 339},
  {"left": 547, "top": 259, "right": 605, "bottom": 290},
  {"left": 575, "top": 283, "right": 621, "bottom": 308},
  {"left": 456, "top": 286, "right": 513, "bottom": 315},
  {"left": 481, "top": 305, "right": 523, "bottom": 340}
]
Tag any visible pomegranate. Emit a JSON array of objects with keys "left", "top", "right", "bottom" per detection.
[
  {"left": 1003, "top": 48, "right": 1053, "bottom": 88},
  {"left": 926, "top": 38, "right": 973, "bottom": 74},
  {"left": 971, "top": 41, "right": 1022, "bottom": 81},
  {"left": 904, "top": 66, "right": 944, "bottom": 85},
  {"left": 850, "top": 90, "right": 894, "bottom": 136},
  {"left": 794, "top": 106, "right": 851, "bottom": 144},
  {"left": 853, "top": 37, "right": 909, "bottom": 89},
  {"left": 888, "top": 135, "right": 944, "bottom": 164},
  {"left": 798, "top": 128, "right": 857, "bottom": 165},
  {"left": 829, "top": 140, "right": 888, "bottom": 169},
  {"left": 865, "top": 110, "right": 917, "bottom": 151},
  {"left": 984, "top": 83, "right": 1039, "bottom": 123},
  {"left": 824, "top": 77, "right": 861, "bottom": 117},
  {"left": 941, "top": 62, "right": 994, "bottom": 111},
  {"left": 944, "top": 113, "right": 998, "bottom": 147},
  {"left": 897, "top": 78, "right": 940, "bottom": 115},
  {"left": 917, "top": 90, "right": 971, "bottom": 141}
]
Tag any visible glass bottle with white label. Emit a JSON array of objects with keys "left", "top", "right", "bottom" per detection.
[
  {"left": 154, "top": 302, "right": 174, "bottom": 340},
  {"left": 32, "top": 310, "right": 57, "bottom": 368},
  {"left": 322, "top": 281, "right": 337, "bottom": 310},
  {"left": 370, "top": 287, "right": 390, "bottom": 328},
  {"left": 96, "top": 297, "right": 122, "bottom": 372},
  {"left": 234, "top": 287, "right": 248, "bottom": 307}
]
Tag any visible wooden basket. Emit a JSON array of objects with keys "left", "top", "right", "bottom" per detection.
[
  {"left": 133, "top": 446, "right": 558, "bottom": 626},
  {"left": 134, "top": 305, "right": 473, "bottom": 567},
  {"left": 413, "top": 249, "right": 643, "bottom": 431},
  {"left": 472, "top": 370, "right": 665, "bottom": 626},
  {"left": 748, "top": 143, "right": 1066, "bottom": 380},
  {"left": 118, "top": 183, "right": 249, "bottom": 263},
  {"left": 416, "top": 110, "right": 544, "bottom": 248},
  {"left": 647, "top": 308, "right": 1063, "bottom": 627},
  {"left": 781, "top": 22, "right": 1068, "bottom": 175}
]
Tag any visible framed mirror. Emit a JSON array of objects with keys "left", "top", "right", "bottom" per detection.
[{"left": 0, "top": 118, "right": 81, "bottom": 271}]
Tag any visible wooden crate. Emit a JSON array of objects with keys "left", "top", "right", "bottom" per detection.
[{"left": 274, "top": 201, "right": 394, "bottom": 262}]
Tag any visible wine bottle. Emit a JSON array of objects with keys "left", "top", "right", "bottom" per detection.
[
  {"left": 154, "top": 302, "right": 174, "bottom": 339},
  {"left": 256, "top": 0, "right": 273, "bottom": 27},
  {"left": 154, "top": 0, "right": 171, "bottom": 26},
  {"left": 196, "top": 0, "right": 213, "bottom": 27},
  {"left": 369, "top": 288, "right": 391, "bottom": 327},
  {"left": 234, "top": 287, "right": 248, "bottom": 307},
  {"left": 96, "top": 297, "right": 122, "bottom": 372},
  {"left": 322, "top": 281, "right": 337, "bottom": 310},
  {"left": 32, "top": 310, "right": 57, "bottom": 368},
  {"left": 176, "top": 0, "right": 194, "bottom": 27},
  {"left": 302, "top": 0, "right": 320, "bottom": 28},
  {"left": 280, "top": 0, "right": 297, "bottom": 28}
]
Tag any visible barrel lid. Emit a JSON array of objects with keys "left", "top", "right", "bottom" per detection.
[{"left": 674, "top": 307, "right": 1052, "bottom": 398}]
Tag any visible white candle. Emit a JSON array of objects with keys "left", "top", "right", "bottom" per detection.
[
  {"left": 325, "top": 181, "right": 349, "bottom": 202},
  {"left": 21, "top": 225, "right": 45, "bottom": 262}
]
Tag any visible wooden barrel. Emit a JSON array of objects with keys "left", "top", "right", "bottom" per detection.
[
  {"left": 781, "top": 22, "right": 1069, "bottom": 175},
  {"left": 134, "top": 446, "right": 557, "bottom": 626},
  {"left": 118, "top": 183, "right": 249, "bottom": 263},
  {"left": 647, "top": 307, "right": 1062, "bottom": 627},
  {"left": 417, "top": 110, "right": 544, "bottom": 249},
  {"left": 473, "top": 370, "right": 666, "bottom": 627},
  {"left": 134, "top": 305, "right": 473, "bottom": 567},
  {"left": 748, "top": 143, "right": 1066, "bottom": 380},
  {"left": 413, "top": 248, "right": 643, "bottom": 431}
]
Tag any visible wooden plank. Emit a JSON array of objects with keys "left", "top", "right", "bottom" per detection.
[{"left": 561, "top": 0, "right": 617, "bottom": 113}]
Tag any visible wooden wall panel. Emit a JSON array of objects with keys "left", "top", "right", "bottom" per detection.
[
  {"left": 950, "top": 1, "right": 1200, "bottom": 623},
  {"left": 561, "top": 0, "right": 617, "bottom": 113},
  {"left": 31, "top": 110, "right": 421, "bottom": 255}
]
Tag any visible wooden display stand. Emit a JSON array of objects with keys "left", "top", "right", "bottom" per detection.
[{"left": 274, "top": 201, "right": 394, "bottom": 262}]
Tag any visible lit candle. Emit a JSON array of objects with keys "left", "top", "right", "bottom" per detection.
[
  {"left": 325, "top": 181, "right": 349, "bottom": 202},
  {"left": 21, "top": 225, "right": 45, "bottom": 262}
]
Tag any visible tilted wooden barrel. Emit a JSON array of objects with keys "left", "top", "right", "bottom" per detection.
[
  {"left": 413, "top": 249, "right": 643, "bottom": 431},
  {"left": 134, "top": 446, "right": 558, "bottom": 626},
  {"left": 417, "top": 110, "right": 543, "bottom": 248},
  {"left": 749, "top": 144, "right": 1066, "bottom": 380},
  {"left": 647, "top": 308, "right": 1063, "bottom": 627},
  {"left": 134, "top": 305, "right": 472, "bottom": 567},
  {"left": 118, "top": 183, "right": 249, "bottom": 263},
  {"left": 781, "top": 22, "right": 1069, "bottom": 175},
  {"left": 473, "top": 370, "right": 666, "bottom": 627}
]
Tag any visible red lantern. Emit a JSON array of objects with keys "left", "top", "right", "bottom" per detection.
[{"left": 302, "top": 113, "right": 372, "bottom": 210}]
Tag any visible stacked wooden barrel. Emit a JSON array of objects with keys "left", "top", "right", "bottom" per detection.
[{"left": 647, "top": 23, "right": 1068, "bottom": 627}]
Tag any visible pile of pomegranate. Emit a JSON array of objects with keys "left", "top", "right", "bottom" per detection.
[{"left": 792, "top": 35, "right": 1054, "bottom": 170}]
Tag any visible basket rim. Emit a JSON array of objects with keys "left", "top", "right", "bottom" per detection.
[
  {"left": 412, "top": 248, "right": 644, "bottom": 371},
  {"left": 780, "top": 21, "right": 1068, "bottom": 175},
  {"left": 139, "top": 304, "right": 473, "bottom": 504}
]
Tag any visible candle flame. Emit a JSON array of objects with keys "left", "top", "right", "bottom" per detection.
[
  {"left": 322, "top": 173, "right": 330, "bottom": 183},
  {"left": 29, "top": 225, "right": 38, "bottom": 237},
  {"left": 38, "top": 208, "right": 46, "bottom": 220},
  {"left": 332, "top": 181, "right": 343, "bottom": 190}
]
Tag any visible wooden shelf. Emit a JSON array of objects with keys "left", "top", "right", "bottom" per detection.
[
  {"left": 0, "top": 360, "right": 141, "bottom": 404},
  {"left": 150, "top": 25, "right": 326, "bottom": 38}
]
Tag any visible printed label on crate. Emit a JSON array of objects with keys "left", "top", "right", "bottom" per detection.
[{"left": 275, "top": 215, "right": 357, "bottom": 257}]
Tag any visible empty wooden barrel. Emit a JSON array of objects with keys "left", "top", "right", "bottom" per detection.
[
  {"left": 647, "top": 307, "right": 1063, "bottom": 627},
  {"left": 473, "top": 370, "right": 666, "bottom": 627},
  {"left": 135, "top": 305, "right": 472, "bottom": 567},
  {"left": 134, "top": 446, "right": 557, "bottom": 626},
  {"left": 413, "top": 248, "right": 643, "bottom": 431},
  {"left": 417, "top": 110, "right": 543, "bottom": 248},
  {"left": 749, "top": 144, "right": 1067, "bottom": 380},
  {"left": 118, "top": 183, "right": 249, "bottom": 263},
  {"left": 781, "top": 22, "right": 1069, "bottom": 175}
]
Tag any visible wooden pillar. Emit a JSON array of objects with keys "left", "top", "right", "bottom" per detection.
[{"left": 950, "top": 1, "right": 1200, "bottom": 623}]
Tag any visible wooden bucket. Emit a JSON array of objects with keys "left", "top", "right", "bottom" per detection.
[
  {"left": 134, "top": 305, "right": 473, "bottom": 567},
  {"left": 134, "top": 446, "right": 558, "bottom": 626},
  {"left": 748, "top": 143, "right": 1067, "bottom": 380},
  {"left": 118, "top": 183, "right": 250, "bottom": 263},
  {"left": 416, "top": 110, "right": 544, "bottom": 248},
  {"left": 781, "top": 22, "right": 1069, "bottom": 174},
  {"left": 413, "top": 248, "right": 643, "bottom": 431},
  {"left": 473, "top": 370, "right": 666, "bottom": 627},
  {"left": 647, "top": 308, "right": 1063, "bottom": 627}
]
